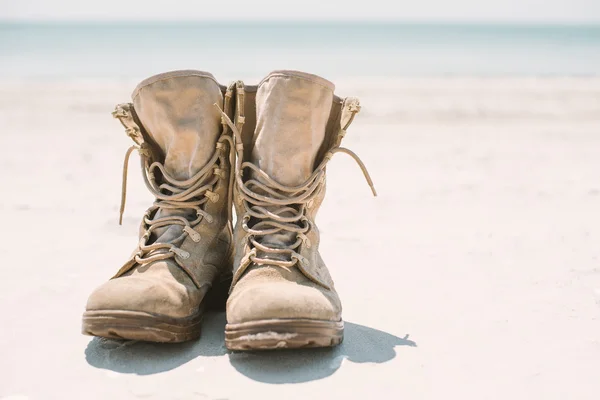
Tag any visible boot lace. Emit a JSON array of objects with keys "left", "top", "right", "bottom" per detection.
[
  {"left": 115, "top": 105, "right": 235, "bottom": 268},
  {"left": 215, "top": 103, "right": 376, "bottom": 270}
]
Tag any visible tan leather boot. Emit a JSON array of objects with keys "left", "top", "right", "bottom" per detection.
[
  {"left": 222, "top": 71, "right": 376, "bottom": 350},
  {"left": 82, "top": 70, "right": 235, "bottom": 343}
]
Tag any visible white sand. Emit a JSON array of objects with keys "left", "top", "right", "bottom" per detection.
[{"left": 1, "top": 77, "right": 599, "bottom": 399}]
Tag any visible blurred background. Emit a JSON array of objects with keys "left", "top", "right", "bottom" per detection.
[
  {"left": 2, "top": 1, "right": 600, "bottom": 79},
  {"left": 1, "top": 1, "right": 600, "bottom": 400}
]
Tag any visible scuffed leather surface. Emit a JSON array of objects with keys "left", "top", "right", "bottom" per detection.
[
  {"left": 133, "top": 70, "right": 224, "bottom": 180},
  {"left": 251, "top": 70, "right": 334, "bottom": 186},
  {"left": 86, "top": 71, "right": 233, "bottom": 319},
  {"left": 227, "top": 71, "right": 348, "bottom": 323}
]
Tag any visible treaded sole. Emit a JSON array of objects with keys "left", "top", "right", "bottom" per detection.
[
  {"left": 82, "top": 309, "right": 203, "bottom": 343},
  {"left": 225, "top": 318, "right": 344, "bottom": 351},
  {"left": 81, "top": 273, "right": 232, "bottom": 343}
]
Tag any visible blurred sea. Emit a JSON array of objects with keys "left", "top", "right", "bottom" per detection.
[{"left": 1, "top": 22, "right": 599, "bottom": 80}]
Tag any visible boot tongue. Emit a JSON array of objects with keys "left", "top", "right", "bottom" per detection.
[
  {"left": 132, "top": 71, "right": 223, "bottom": 244},
  {"left": 133, "top": 71, "right": 223, "bottom": 180},
  {"left": 250, "top": 71, "right": 334, "bottom": 258}
]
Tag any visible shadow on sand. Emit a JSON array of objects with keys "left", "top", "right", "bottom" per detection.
[
  {"left": 85, "top": 312, "right": 416, "bottom": 382},
  {"left": 228, "top": 321, "right": 417, "bottom": 384},
  {"left": 84, "top": 312, "right": 228, "bottom": 375}
]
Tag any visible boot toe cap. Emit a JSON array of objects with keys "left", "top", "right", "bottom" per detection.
[
  {"left": 226, "top": 280, "right": 341, "bottom": 324},
  {"left": 85, "top": 275, "right": 198, "bottom": 318}
]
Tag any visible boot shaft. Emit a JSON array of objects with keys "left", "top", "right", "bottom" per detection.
[
  {"left": 232, "top": 72, "right": 359, "bottom": 222},
  {"left": 251, "top": 70, "right": 335, "bottom": 187},
  {"left": 132, "top": 70, "right": 225, "bottom": 180},
  {"left": 229, "top": 72, "right": 366, "bottom": 291},
  {"left": 111, "top": 71, "right": 236, "bottom": 284},
  {"left": 115, "top": 71, "right": 235, "bottom": 225},
  {"left": 234, "top": 74, "right": 349, "bottom": 176}
]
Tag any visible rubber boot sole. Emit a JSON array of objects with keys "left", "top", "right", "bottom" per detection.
[
  {"left": 81, "top": 274, "right": 232, "bottom": 343},
  {"left": 224, "top": 319, "right": 344, "bottom": 351},
  {"left": 82, "top": 308, "right": 204, "bottom": 342}
]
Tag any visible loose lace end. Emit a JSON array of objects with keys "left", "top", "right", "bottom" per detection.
[
  {"left": 119, "top": 145, "right": 138, "bottom": 225},
  {"left": 369, "top": 184, "right": 378, "bottom": 197},
  {"left": 331, "top": 147, "right": 377, "bottom": 197}
]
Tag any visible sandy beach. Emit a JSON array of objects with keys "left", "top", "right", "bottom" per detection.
[{"left": 1, "top": 76, "right": 600, "bottom": 399}]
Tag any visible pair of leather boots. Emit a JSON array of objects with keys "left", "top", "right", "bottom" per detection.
[{"left": 82, "top": 70, "right": 375, "bottom": 351}]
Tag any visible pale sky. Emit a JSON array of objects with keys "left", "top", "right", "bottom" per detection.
[{"left": 1, "top": 0, "right": 599, "bottom": 22}]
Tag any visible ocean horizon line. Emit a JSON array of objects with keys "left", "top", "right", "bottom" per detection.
[
  {"left": 1, "top": 20, "right": 600, "bottom": 27},
  {"left": 2, "top": 21, "right": 599, "bottom": 77}
]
